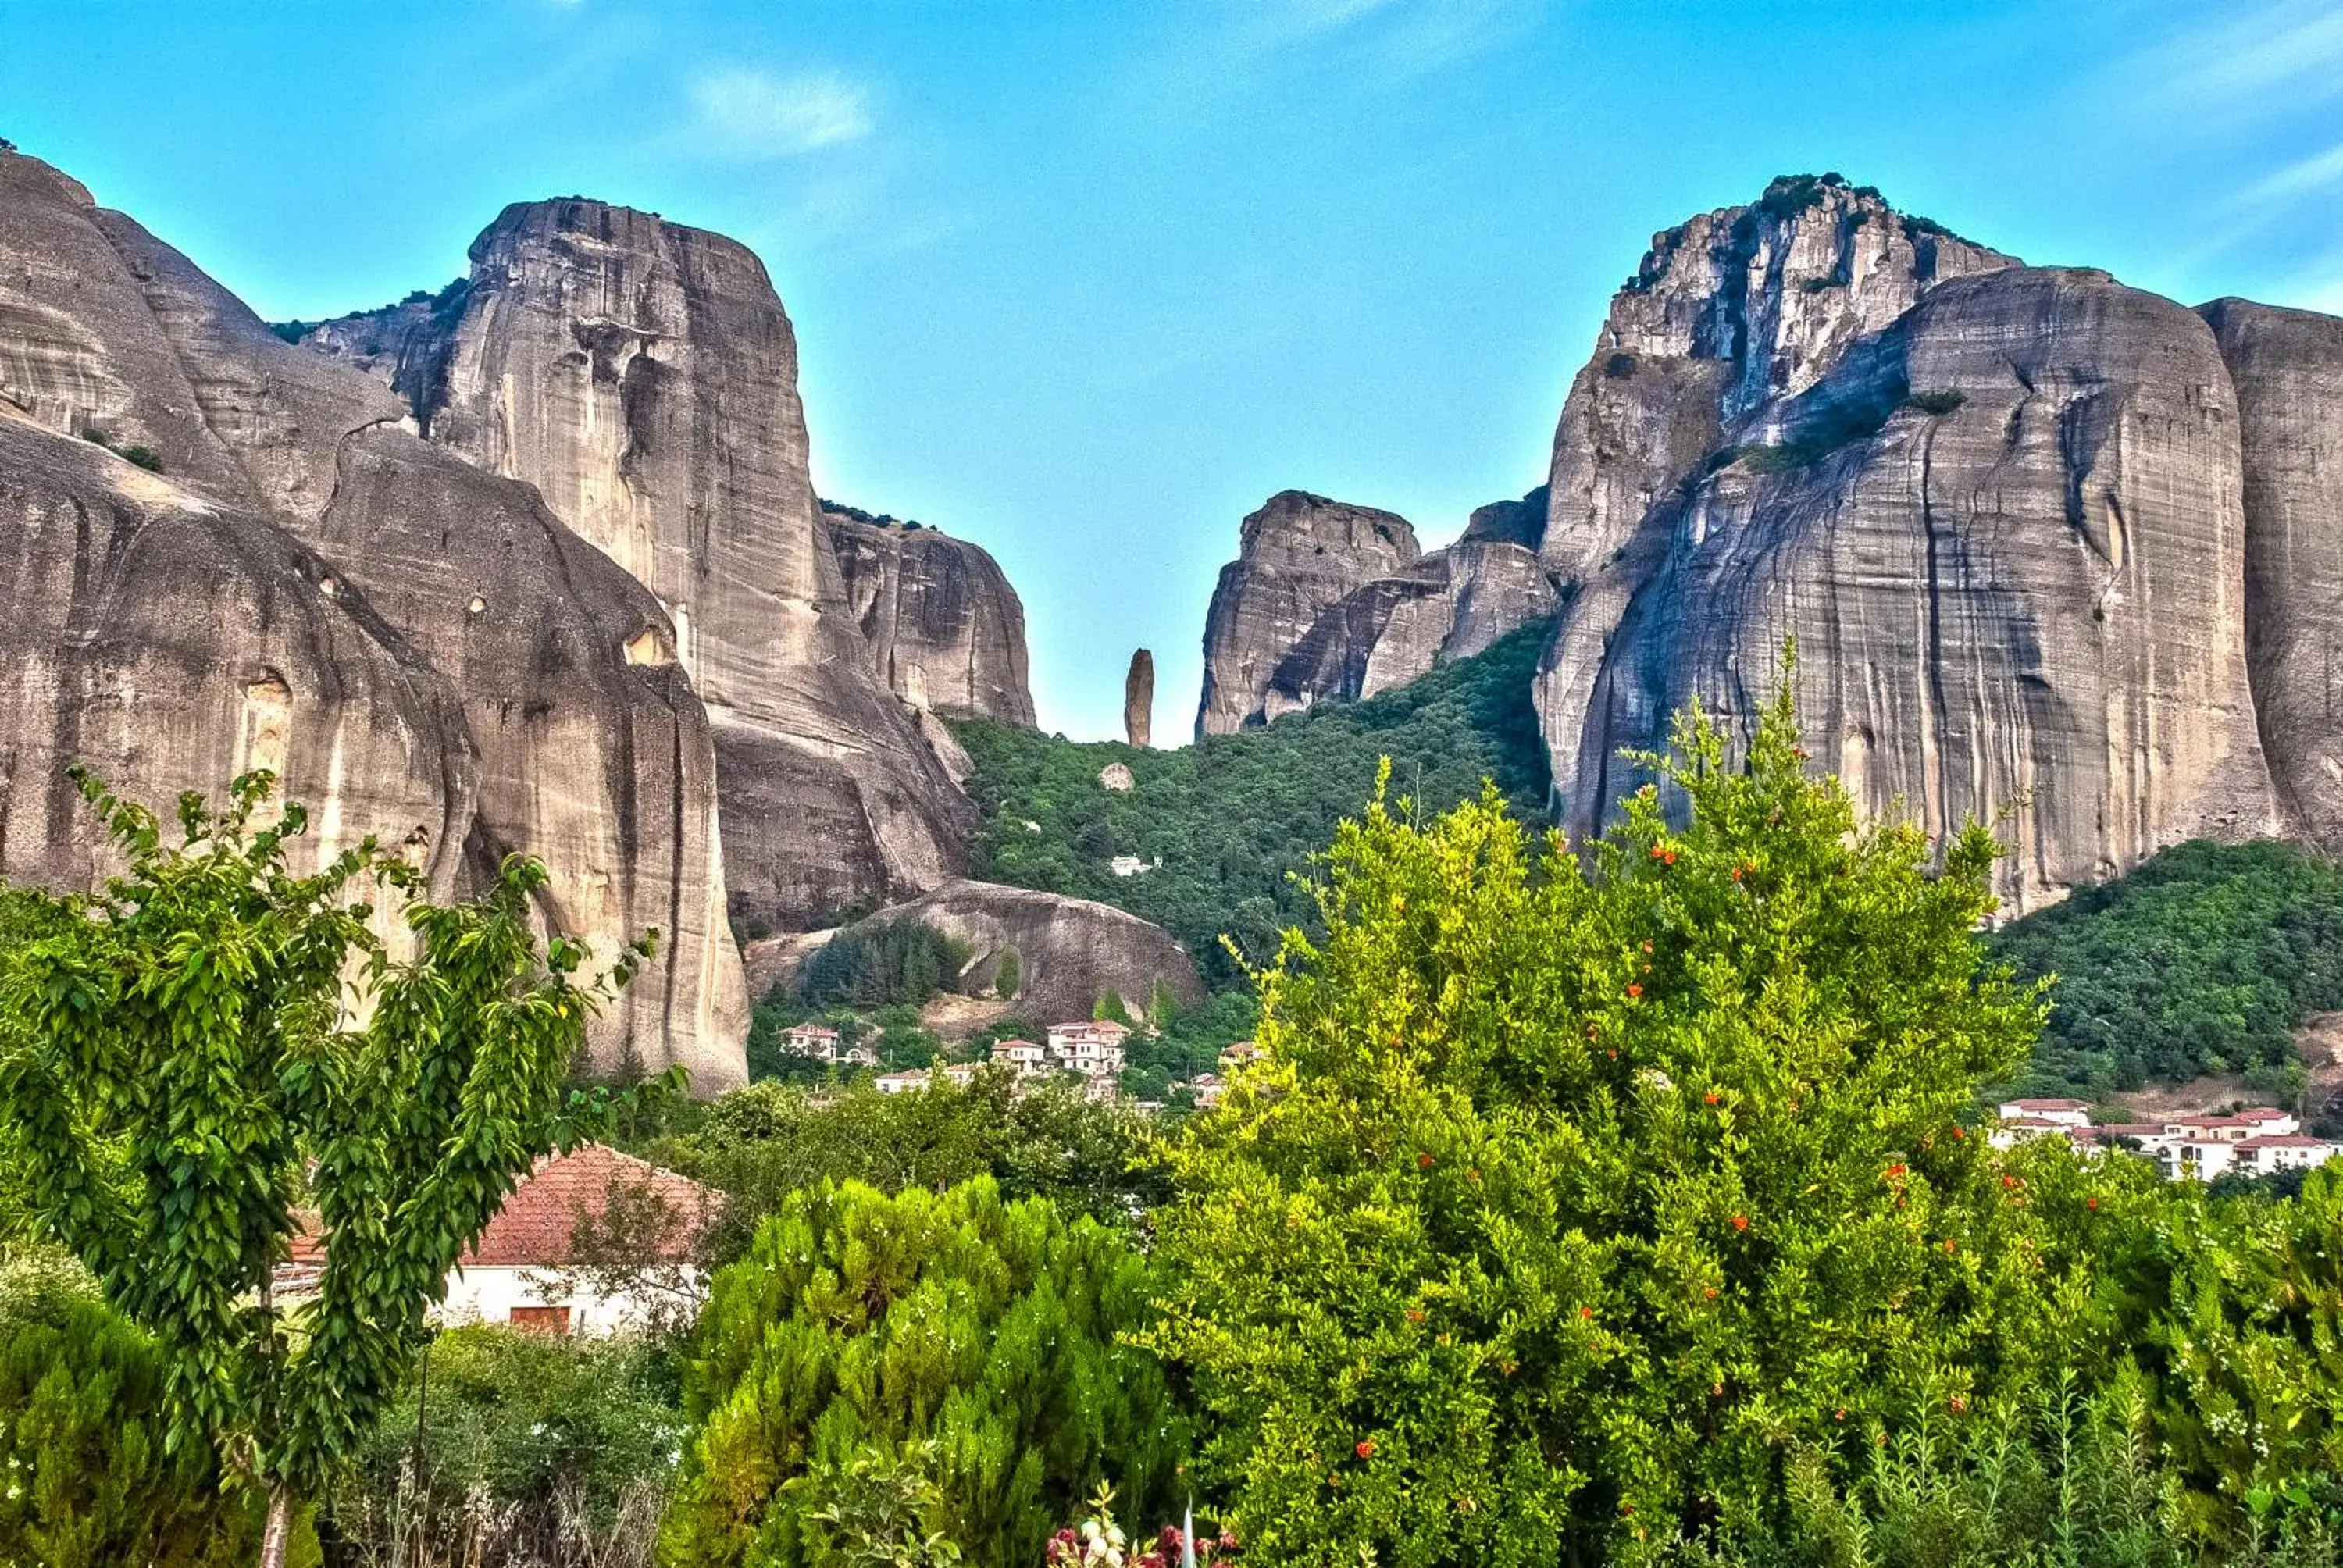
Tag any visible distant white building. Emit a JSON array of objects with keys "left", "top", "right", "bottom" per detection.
[
  {"left": 840, "top": 1042, "right": 878, "bottom": 1067},
  {"left": 784, "top": 1023, "right": 842, "bottom": 1062},
  {"left": 1082, "top": 1075, "right": 1119, "bottom": 1106},
  {"left": 991, "top": 1039, "right": 1050, "bottom": 1077},
  {"left": 1188, "top": 1071, "right": 1226, "bottom": 1108},
  {"left": 2234, "top": 1135, "right": 2343, "bottom": 1177},
  {"left": 874, "top": 1071, "right": 929, "bottom": 1096},
  {"left": 1997, "top": 1099, "right": 2091, "bottom": 1128},
  {"left": 1048, "top": 1020, "right": 1130, "bottom": 1077},
  {"left": 940, "top": 1061, "right": 979, "bottom": 1087},
  {"left": 1218, "top": 1041, "right": 1262, "bottom": 1069}
]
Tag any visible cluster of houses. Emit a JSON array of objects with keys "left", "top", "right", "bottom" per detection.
[
  {"left": 1992, "top": 1098, "right": 2343, "bottom": 1181},
  {"left": 779, "top": 1017, "right": 1261, "bottom": 1112}
]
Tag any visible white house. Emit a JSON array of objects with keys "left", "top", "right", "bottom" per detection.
[
  {"left": 2233, "top": 1135, "right": 2343, "bottom": 1176},
  {"left": 940, "top": 1061, "right": 979, "bottom": 1087},
  {"left": 1989, "top": 1116, "right": 2078, "bottom": 1150},
  {"left": 991, "top": 1039, "right": 1050, "bottom": 1077},
  {"left": 1219, "top": 1041, "right": 1262, "bottom": 1068},
  {"left": 1996, "top": 1099, "right": 2091, "bottom": 1128},
  {"left": 1189, "top": 1071, "right": 1226, "bottom": 1109},
  {"left": 784, "top": 1022, "right": 842, "bottom": 1061},
  {"left": 840, "top": 1042, "right": 878, "bottom": 1067},
  {"left": 1047, "top": 1020, "right": 1129, "bottom": 1077},
  {"left": 284, "top": 1144, "right": 715, "bottom": 1337},
  {"left": 874, "top": 1071, "right": 929, "bottom": 1096}
]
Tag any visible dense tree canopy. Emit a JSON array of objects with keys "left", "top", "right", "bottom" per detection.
[
  {"left": 1147, "top": 691, "right": 2120, "bottom": 1566},
  {"left": 665, "top": 1178, "right": 1186, "bottom": 1568},
  {"left": 1988, "top": 838, "right": 2343, "bottom": 1099},
  {"left": 0, "top": 769, "right": 649, "bottom": 1563}
]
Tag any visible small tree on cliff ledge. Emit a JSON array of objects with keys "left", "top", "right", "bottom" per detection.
[
  {"left": 0, "top": 769, "right": 659, "bottom": 1567},
  {"left": 1147, "top": 688, "right": 2114, "bottom": 1567}
]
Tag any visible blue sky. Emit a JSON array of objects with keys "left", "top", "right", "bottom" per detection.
[{"left": 7, "top": 1, "right": 2342, "bottom": 740}]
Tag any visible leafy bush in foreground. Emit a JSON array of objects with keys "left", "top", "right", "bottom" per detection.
[
  {"left": 664, "top": 1178, "right": 1185, "bottom": 1568},
  {"left": 1147, "top": 690, "right": 2120, "bottom": 1566}
]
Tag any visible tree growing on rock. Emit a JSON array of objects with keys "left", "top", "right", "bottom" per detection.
[
  {"left": 0, "top": 769, "right": 657, "bottom": 1567},
  {"left": 1147, "top": 689, "right": 2119, "bottom": 1566}
]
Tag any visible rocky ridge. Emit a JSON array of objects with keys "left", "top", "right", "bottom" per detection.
[{"left": 822, "top": 505, "right": 1035, "bottom": 725}]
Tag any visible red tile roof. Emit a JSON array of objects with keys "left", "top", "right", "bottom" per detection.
[
  {"left": 462, "top": 1144, "right": 711, "bottom": 1267},
  {"left": 2238, "top": 1135, "right": 2334, "bottom": 1150}
]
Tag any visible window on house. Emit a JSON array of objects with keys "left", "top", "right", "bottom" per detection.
[{"left": 508, "top": 1305, "right": 572, "bottom": 1335}]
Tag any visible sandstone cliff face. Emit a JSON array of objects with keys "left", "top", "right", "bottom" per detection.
[
  {"left": 1196, "top": 490, "right": 1419, "bottom": 736},
  {"left": 0, "top": 149, "right": 748, "bottom": 1089},
  {"left": 0, "top": 411, "right": 476, "bottom": 908},
  {"left": 2202, "top": 299, "right": 2343, "bottom": 855},
  {"left": 825, "top": 511, "right": 1036, "bottom": 725},
  {"left": 1542, "top": 266, "right": 2278, "bottom": 908},
  {"left": 303, "top": 200, "right": 974, "bottom": 926}
]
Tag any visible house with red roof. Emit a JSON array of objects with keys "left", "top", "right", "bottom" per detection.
[{"left": 281, "top": 1143, "right": 716, "bottom": 1337}]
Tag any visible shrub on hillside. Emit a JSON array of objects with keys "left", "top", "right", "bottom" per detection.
[
  {"left": 954, "top": 620, "right": 1553, "bottom": 989},
  {"left": 663, "top": 1178, "right": 1186, "bottom": 1568},
  {"left": 1990, "top": 838, "right": 2343, "bottom": 1097}
]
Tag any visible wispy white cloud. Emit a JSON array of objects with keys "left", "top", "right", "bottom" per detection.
[
  {"left": 2134, "top": 0, "right": 2343, "bottom": 105},
  {"left": 688, "top": 69, "right": 873, "bottom": 158},
  {"left": 2244, "top": 142, "right": 2343, "bottom": 204}
]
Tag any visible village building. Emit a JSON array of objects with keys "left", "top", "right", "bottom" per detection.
[
  {"left": 280, "top": 1144, "right": 715, "bottom": 1338},
  {"left": 840, "top": 1042, "right": 878, "bottom": 1067},
  {"left": 991, "top": 1039, "right": 1050, "bottom": 1077},
  {"left": 1047, "top": 1020, "right": 1130, "bottom": 1077},
  {"left": 783, "top": 1022, "right": 841, "bottom": 1061},
  {"left": 1218, "top": 1041, "right": 1262, "bottom": 1068},
  {"left": 940, "top": 1061, "right": 979, "bottom": 1087},
  {"left": 1996, "top": 1099, "right": 2091, "bottom": 1128},
  {"left": 2233, "top": 1135, "right": 2343, "bottom": 1177},
  {"left": 1189, "top": 1071, "right": 1226, "bottom": 1109},
  {"left": 874, "top": 1070, "right": 929, "bottom": 1096}
]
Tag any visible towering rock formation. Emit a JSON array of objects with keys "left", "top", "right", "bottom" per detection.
[
  {"left": 823, "top": 507, "right": 1036, "bottom": 725},
  {"left": 1541, "top": 175, "right": 2017, "bottom": 583},
  {"left": 1196, "top": 490, "right": 1419, "bottom": 736},
  {"left": 0, "top": 148, "right": 748, "bottom": 1089},
  {"left": 2202, "top": 299, "right": 2343, "bottom": 853},
  {"left": 302, "top": 200, "right": 974, "bottom": 927},
  {"left": 1125, "top": 650, "right": 1154, "bottom": 747},
  {"left": 1541, "top": 261, "right": 2280, "bottom": 908}
]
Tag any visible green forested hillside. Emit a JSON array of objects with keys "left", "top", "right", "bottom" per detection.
[
  {"left": 950, "top": 621, "right": 1553, "bottom": 988},
  {"left": 1989, "top": 838, "right": 2343, "bottom": 1101}
]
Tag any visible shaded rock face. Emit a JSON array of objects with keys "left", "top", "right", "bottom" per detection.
[
  {"left": 0, "top": 149, "right": 747, "bottom": 1089},
  {"left": 1542, "top": 265, "right": 2278, "bottom": 909},
  {"left": 302, "top": 199, "right": 973, "bottom": 928},
  {"left": 2202, "top": 299, "right": 2343, "bottom": 854},
  {"left": 1542, "top": 177, "right": 2017, "bottom": 584},
  {"left": 1196, "top": 490, "right": 1418, "bottom": 736},
  {"left": 1125, "top": 650, "right": 1154, "bottom": 748},
  {"left": 1261, "top": 536, "right": 1560, "bottom": 722},
  {"left": 825, "top": 512, "right": 1035, "bottom": 725},
  {"left": 833, "top": 879, "right": 1205, "bottom": 1026}
]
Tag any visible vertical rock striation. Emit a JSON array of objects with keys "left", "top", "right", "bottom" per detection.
[
  {"left": 824, "top": 508, "right": 1036, "bottom": 725},
  {"left": 2202, "top": 299, "right": 2343, "bottom": 856},
  {"left": 1543, "top": 265, "right": 2278, "bottom": 908},
  {"left": 0, "top": 148, "right": 748, "bottom": 1089}
]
